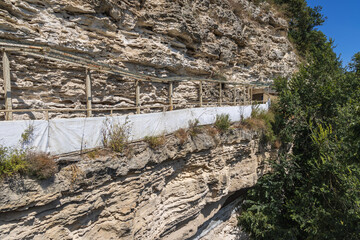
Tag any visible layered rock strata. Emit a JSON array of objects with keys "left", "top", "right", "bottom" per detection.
[
  {"left": 0, "top": 0, "right": 297, "bottom": 119},
  {"left": 0, "top": 127, "right": 274, "bottom": 239}
]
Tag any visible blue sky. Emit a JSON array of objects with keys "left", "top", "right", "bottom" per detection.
[{"left": 308, "top": 0, "right": 360, "bottom": 67}]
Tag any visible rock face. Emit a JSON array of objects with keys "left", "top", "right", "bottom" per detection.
[
  {"left": 0, "top": 0, "right": 297, "bottom": 119},
  {"left": 0, "top": 128, "right": 274, "bottom": 239}
]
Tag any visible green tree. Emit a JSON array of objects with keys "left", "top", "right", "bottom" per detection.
[
  {"left": 348, "top": 52, "right": 360, "bottom": 74},
  {"left": 238, "top": 34, "right": 360, "bottom": 239}
]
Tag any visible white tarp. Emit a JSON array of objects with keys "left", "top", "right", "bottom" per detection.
[
  {"left": 0, "top": 101, "right": 270, "bottom": 155},
  {"left": 0, "top": 120, "right": 48, "bottom": 152}
]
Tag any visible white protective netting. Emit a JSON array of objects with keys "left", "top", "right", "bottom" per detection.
[{"left": 0, "top": 102, "right": 269, "bottom": 155}]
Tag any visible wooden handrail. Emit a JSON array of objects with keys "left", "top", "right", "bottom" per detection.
[{"left": 0, "top": 39, "right": 272, "bottom": 121}]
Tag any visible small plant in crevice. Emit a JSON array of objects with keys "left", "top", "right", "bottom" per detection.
[
  {"left": 102, "top": 118, "right": 130, "bottom": 153},
  {"left": 144, "top": 135, "right": 166, "bottom": 149},
  {"left": 175, "top": 128, "right": 188, "bottom": 145},
  {"left": 215, "top": 114, "right": 231, "bottom": 132},
  {"left": 86, "top": 149, "right": 99, "bottom": 159},
  {"left": 188, "top": 119, "right": 202, "bottom": 137},
  {"left": 70, "top": 164, "right": 83, "bottom": 185}
]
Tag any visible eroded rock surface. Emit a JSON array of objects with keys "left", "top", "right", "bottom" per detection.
[
  {"left": 0, "top": 0, "right": 297, "bottom": 119},
  {"left": 0, "top": 128, "right": 273, "bottom": 239}
]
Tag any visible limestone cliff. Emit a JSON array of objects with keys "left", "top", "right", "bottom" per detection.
[
  {"left": 0, "top": 0, "right": 297, "bottom": 119},
  {"left": 0, "top": 128, "right": 274, "bottom": 239}
]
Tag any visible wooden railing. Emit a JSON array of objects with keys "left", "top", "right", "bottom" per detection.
[{"left": 0, "top": 39, "right": 272, "bottom": 121}]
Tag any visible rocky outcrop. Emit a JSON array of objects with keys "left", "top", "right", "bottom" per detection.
[
  {"left": 0, "top": 127, "right": 274, "bottom": 239},
  {"left": 0, "top": 0, "right": 297, "bottom": 119}
]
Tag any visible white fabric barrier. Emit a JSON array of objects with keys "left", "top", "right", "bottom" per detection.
[
  {"left": 0, "top": 101, "right": 270, "bottom": 155},
  {"left": 0, "top": 120, "right": 48, "bottom": 152}
]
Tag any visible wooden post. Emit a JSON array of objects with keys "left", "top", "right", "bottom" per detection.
[
  {"left": 263, "top": 87, "right": 266, "bottom": 104},
  {"left": 243, "top": 86, "right": 246, "bottom": 105},
  {"left": 169, "top": 81, "right": 173, "bottom": 111},
  {"left": 250, "top": 86, "right": 253, "bottom": 105},
  {"left": 135, "top": 80, "right": 140, "bottom": 114},
  {"left": 3, "top": 51, "right": 12, "bottom": 121},
  {"left": 199, "top": 80, "right": 203, "bottom": 107},
  {"left": 219, "top": 83, "right": 222, "bottom": 106},
  {"left": 85, "top": 68, "right": 92, "bottom": 117},
  {"left": 233, "top": 85, "right": 237, "bottom": 105},
  {"left": 44, "top": 110, "right": 49, "bottom": 120}
]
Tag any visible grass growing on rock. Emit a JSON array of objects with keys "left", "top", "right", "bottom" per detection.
[
  {"left": 188, "top": 119, "right": 203, "bottom": 137},
  {"left": 144, "top": 135, "right": 166, "bottom": 149},
  {"left": 102, "top": 119, "right": 130, "bottom": 153},
  {"left": 175, "top": 128, "right": 188, "bottom": 145},
  {"left": 215, "top": 114, "right": 231, "bottom": 132}
]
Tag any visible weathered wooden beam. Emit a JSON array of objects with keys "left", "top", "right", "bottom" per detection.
[
  {"left": 233, "top": 86, "right": 237, "bottom": 105},
  {"left": 44, "top": 110, "right": 49, "bottom": 121},
  {"left": 263, "top": 87, "right": 266, "bottom": 104},
  {"left": 135, "top": 80, "right": 140, "bottom": 114},
  {"left": 219, "top": 83, "right": 222, "bottom": 106},
  {"left": 250, "top": 86, "right": 253, "bottom": 105},
  {"left": 2, "top": 51, "right": 12, "bottom": 120},
  {"left": 169, "top": 81, "right": 173, "bottom": 111},
  {"left": 243, "top": 86, "right": 246, "bottom": 105},
  {"left": 85, "top": 68, "right": 92, "bottom": 117},
  {"left": 199, "top": 81, "right": 203, "bottom": 107}
]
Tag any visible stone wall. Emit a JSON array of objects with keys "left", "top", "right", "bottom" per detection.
[
  {"left": 0, "top": 0, "right": 297, "bottom": 120},
  {"left": 0, "top": 127, "right": 275, "bottom": 239}
]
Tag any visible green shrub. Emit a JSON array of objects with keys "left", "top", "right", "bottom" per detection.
[
  {"left": 0, "top": 146, "right": 58, "bottom": 179},
  {"left": 144, "top": 135, "right": 165, "bottom": 149},
  {"left": 0, "top": 147, "right": 27, "bottom": 177},
  {"left": 0, "top": 123, "right": 58, "bottom": 179},
  {"left": 215, "top": 114, "right": 231, "bottom": 132}
]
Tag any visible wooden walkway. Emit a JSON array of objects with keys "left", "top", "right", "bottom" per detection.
[{"left": 0, "top": 39, "right": 272, "bottom": 121}]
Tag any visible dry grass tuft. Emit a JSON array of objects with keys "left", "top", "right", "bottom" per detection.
[
  {"left": 272, "top": 139, "right": 282, "bottom": 149},
  {"left": 239, "top": 118, "right": 267, "bottom": 130},
  {"left": 102, "top": 121, "right": 129, "bottom": 153},
  {"left": 144, "top": 135, "right": 166, "bottom": 149},
  {"left": 175, "top": 128, "right": 188, "bottom": 145},
  {"left": 206, "top": 126, "right": 219, "bottom": 137},
  {"left": 26, "top": 152, "right": 57, "bottom": 179}
]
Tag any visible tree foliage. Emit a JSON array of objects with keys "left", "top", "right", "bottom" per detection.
[{"left": 239, "top": 2, "right": 360, "bottom": 239}]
